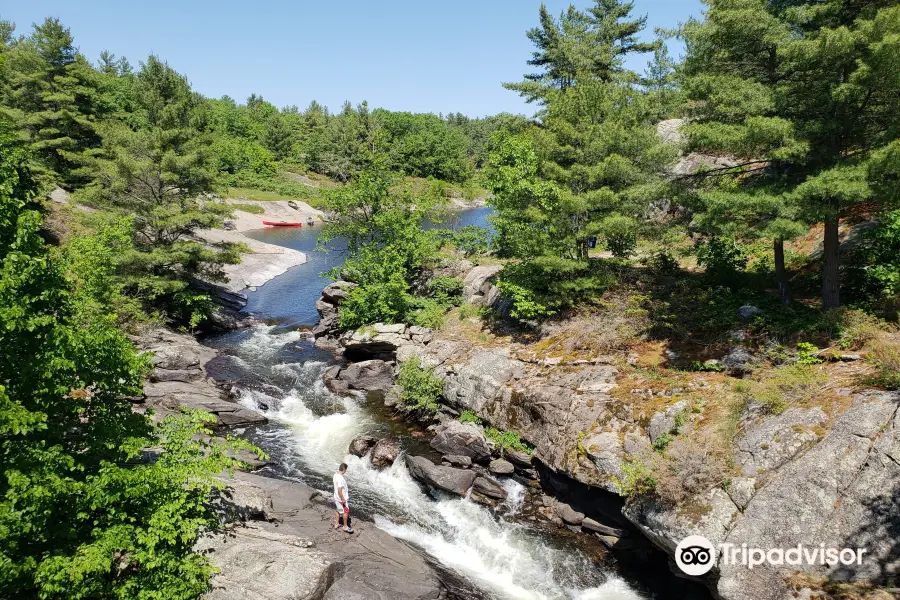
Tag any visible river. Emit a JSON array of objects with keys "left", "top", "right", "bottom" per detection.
[{"left": 202, "top": 208, "right": 703, "bottom": 600}]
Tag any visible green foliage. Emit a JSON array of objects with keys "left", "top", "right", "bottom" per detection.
[
  {"left": 695, "top": 236, "right": 747, "bottom": 286},
  {"left": 484, "top": 427, "right": 533, "bottom": 455},
  {"left": 690, "top": 360, "right": 723, "bottom": 373},
  {"left": 378, "top": 110, "right": 472, "bottom": 182},
  {"left": 846, "top": 208, "right": 900, "bottom": 311},
  {"left": 653, "top": 432, "right": 673, "bottom": 453},
  {"left": 453, "top": 225, "right": 492, "bottom": 256},
  {"left": 0, "top": 126, "right": 265, "bottom": 598},
  {"left": 680, "top": 0, "right": 900, "bottom": 308},
  {"left": 641, "top": 248, "right": 679, "bottom": 274},
  {"left": 497, "top": 257, "right": 616, "bottom": 320},
  {"left": 426, "top": 274, "right": 463, "bottom": 304},
  {"left": 397, "top": 357, "right": 443, "bottom": 414},
  {"left": 0, "top": 18, "right": 109, "bottom": 185},
  {"left": 599, "top": 213, "right": 638, "bottom": 257},
  {"left": 796, "top": 342, "right": 823, "bottom": 366},
  {"left": 458, "top": 410, "right": 482, "bottom": 424},
  {"left": 409, "top": 298, "right": 448, "bottom": 329},
  {"left": 613, "top": 460, "right": 657, "bottom": 499},
  {"left": 324, "top": 167, "right": 447, "bottom": 329}
]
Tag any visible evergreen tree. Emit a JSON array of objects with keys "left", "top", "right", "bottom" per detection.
[
  {"left": 87, "top": 56, "right": 238, "bottom": 314},
  {"left": 0, "top": 18, "right": 108, "bottom": 185},
  {"left": 505, "top": 0, "right": 658, "bottom": 105},
  {"left": 585, "top": 0, "right": 658, "bottom": 80},
  {"left": 681, "top": 0, "right": 900, "bottom": 308}
]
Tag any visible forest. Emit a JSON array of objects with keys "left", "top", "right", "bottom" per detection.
[{"left": 1, "top": 0, "right": 899, "bottom": 598}]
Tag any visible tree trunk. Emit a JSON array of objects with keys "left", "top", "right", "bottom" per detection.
[
  {"left": 774, "top": 238, "right": 791, "bottom": 306},
  {"left": 822, "top": 216, "right": 841, "bottom": 310}
]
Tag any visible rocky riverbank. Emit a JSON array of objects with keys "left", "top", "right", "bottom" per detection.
[
  {"left": 199, "top": 471, "right": 449, "bottom": 600},
  {"left": 312, "top": 265, "right": 900, "bottom": 600}
]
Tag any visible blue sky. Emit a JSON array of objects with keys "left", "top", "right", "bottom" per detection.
[{"left": 3, "top": 0, "right": 705, "bottom": 117}]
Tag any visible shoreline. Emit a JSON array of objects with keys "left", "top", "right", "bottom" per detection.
[{"left": 198, "top": 198, "right": 325, "bottom": 293}]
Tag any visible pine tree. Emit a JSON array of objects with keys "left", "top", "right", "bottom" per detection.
[
  {"left": 87, "top": 56, "right": 238, "bottom": 307},
  {"left": 681, "top": 0, "right": 900, "bottom": 308},
  {"left": 0, "top": 18, "right": 108, "bottom": 185},
  {"left": 505, "top": 0, "right": 658, "bottom": 104}
]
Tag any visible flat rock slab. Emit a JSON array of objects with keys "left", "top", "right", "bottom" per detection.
[
  {"left": 213, "top": 472, "right": 444, "bottom": 600},
  {"left": 198, "top": 526, "right": 333, "bottom": 600}
]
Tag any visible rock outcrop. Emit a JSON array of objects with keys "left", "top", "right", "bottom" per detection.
[
  {"left": 134, "top": 328, "right": 266, "bottom": 428},
  {"left": 201, "top": 472, "right": 445, "bottom": 599}
]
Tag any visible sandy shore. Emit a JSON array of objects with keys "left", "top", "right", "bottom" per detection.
[{"left": 198, "top": 199, "right": 325, "bottom": 292}]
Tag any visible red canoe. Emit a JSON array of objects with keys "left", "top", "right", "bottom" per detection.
[{"left": 262, "top": 221, "right": 303, "bottom": 227}]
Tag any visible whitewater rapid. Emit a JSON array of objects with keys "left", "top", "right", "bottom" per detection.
[{"left": 213, "top": 325, "right": 646, "bottom": 600}]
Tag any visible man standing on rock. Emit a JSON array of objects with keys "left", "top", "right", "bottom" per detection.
[{"left": 333, "top": 463, "right": 353, "bottom": 533}]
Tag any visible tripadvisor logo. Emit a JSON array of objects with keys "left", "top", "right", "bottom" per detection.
[
  {"left": 675, "top": 535, "right": 869, "bottom": 576},
  {"left": 676, "top": 535, "right": 717, "bottom": 576}
]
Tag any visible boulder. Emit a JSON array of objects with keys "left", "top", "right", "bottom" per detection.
[
  {"left": 405, "top": 455, "right": 477, "bottom": 497},
  {"left": 149, "top": 368, "right": 204, "bottom": 383},
  {"left": 554, "top": 502, "right": 585, "bottom": 526},
  {"left": 349, "top": 435, "right": 377, "bottom": 457},
  {"left": 472, "top": 476, "right": 508, "bottom": 500},
  {"left": 647, "top": 400, "right": 689, "bottom": 444},
  {"left": 443, "top": 454, "right": 472, "bottom": 468},
  {"left": 341, "top": 324, "right": 409, "bottom": 356},
  {"left": 321, "top": 281, "right": 357, "bottom": 304},
  {"left": 198, "top": 526, "right": 334, "bottom": 600},
  {"left": 152, "top": 345, "right": 201, "bottom": 370},
  {"left": 370, "top": 438, "right": 399, "bottom": 468},
  {"left": 656, "top": 118, "right": 686, "bottom": 145},
  {"left": 738, "top": 305, "right": 762, "bottom": 320},
  {"left": 504, "top": 449, "right": 532, "bottom": 468},
  {"left": 429, "top": 421, "right": 492, "bottom": 462},
  {"left": 462, "top": 265, "right": 501, "bottom": 305},
  {"left": 338, "top": 360, "right": 394, "bottom": 394},
  {"left": 488, "top": 458, "right": 515, "bottom": 476},
  {"left": 203, "top": 472, "right": 444, "bottom": 600},
  {"left": 721, "top": 347, "right": 755, "bottom": 376}
]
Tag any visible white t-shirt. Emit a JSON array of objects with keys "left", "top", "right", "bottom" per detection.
[{"left": 333, "top": 472, "right": 348, "bottom": 505}]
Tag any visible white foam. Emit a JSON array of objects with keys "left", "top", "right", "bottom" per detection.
[{"left": 229, "top": 326, "right": 646, "bottom": 600}]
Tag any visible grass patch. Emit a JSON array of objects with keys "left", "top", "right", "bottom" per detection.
[
  {"left": 744, "top": 364, "right": 829, "bottom": 415},
  {"left": 231, "top": 203, "right": 265, "bottom": 215}
]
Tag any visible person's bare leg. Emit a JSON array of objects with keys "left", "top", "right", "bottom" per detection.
[{"left": 334, "top": 511, "right": 341, "bottom": 529}]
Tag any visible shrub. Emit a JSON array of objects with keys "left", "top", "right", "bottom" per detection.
[
  {"left": 457, "top": 302, "right": 480, "bottom": 320},
  {"left": 397, "top": 357, "right": 444, "bottom": 414},
  {"left": 653, "top": 432, "right": 673, "bottom": 453},
  {"left": 484, "top": 427, "right": 533, "bottom": 454},
  {"left": 652, "top": 433, "right": 731, "bottom": 505},
  {"left": 796, "top": 342, "right": 823, "bottom": 365},
  {"left": 613, "top": 460, "right": 658, "bottom": 498},
  {"left": 497, "top": 257, "right": 616, "bottom": 320},
  {"left": 696, "top": 236, "right": 748, "bottom": 286},
  {"left": 642, "top": 249, "right": 680, "bottom": 274},
  {"left": 427, "top": 274, "right": 463, "bottom": 304},
  {"left": 454, "top": 225, "right": 491, "bottom": 256},
  {"left": 747, "top": 364, "right": 828, "bottom": 414},
  {"left": 410, "top": 298, "right": 447, "bottom": 329},
  {"left": 599, "top": 214, "right": 638, "bottom": 258},
  {"left": 458, "top": 410, "right": 482, "bottom": 424}
]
